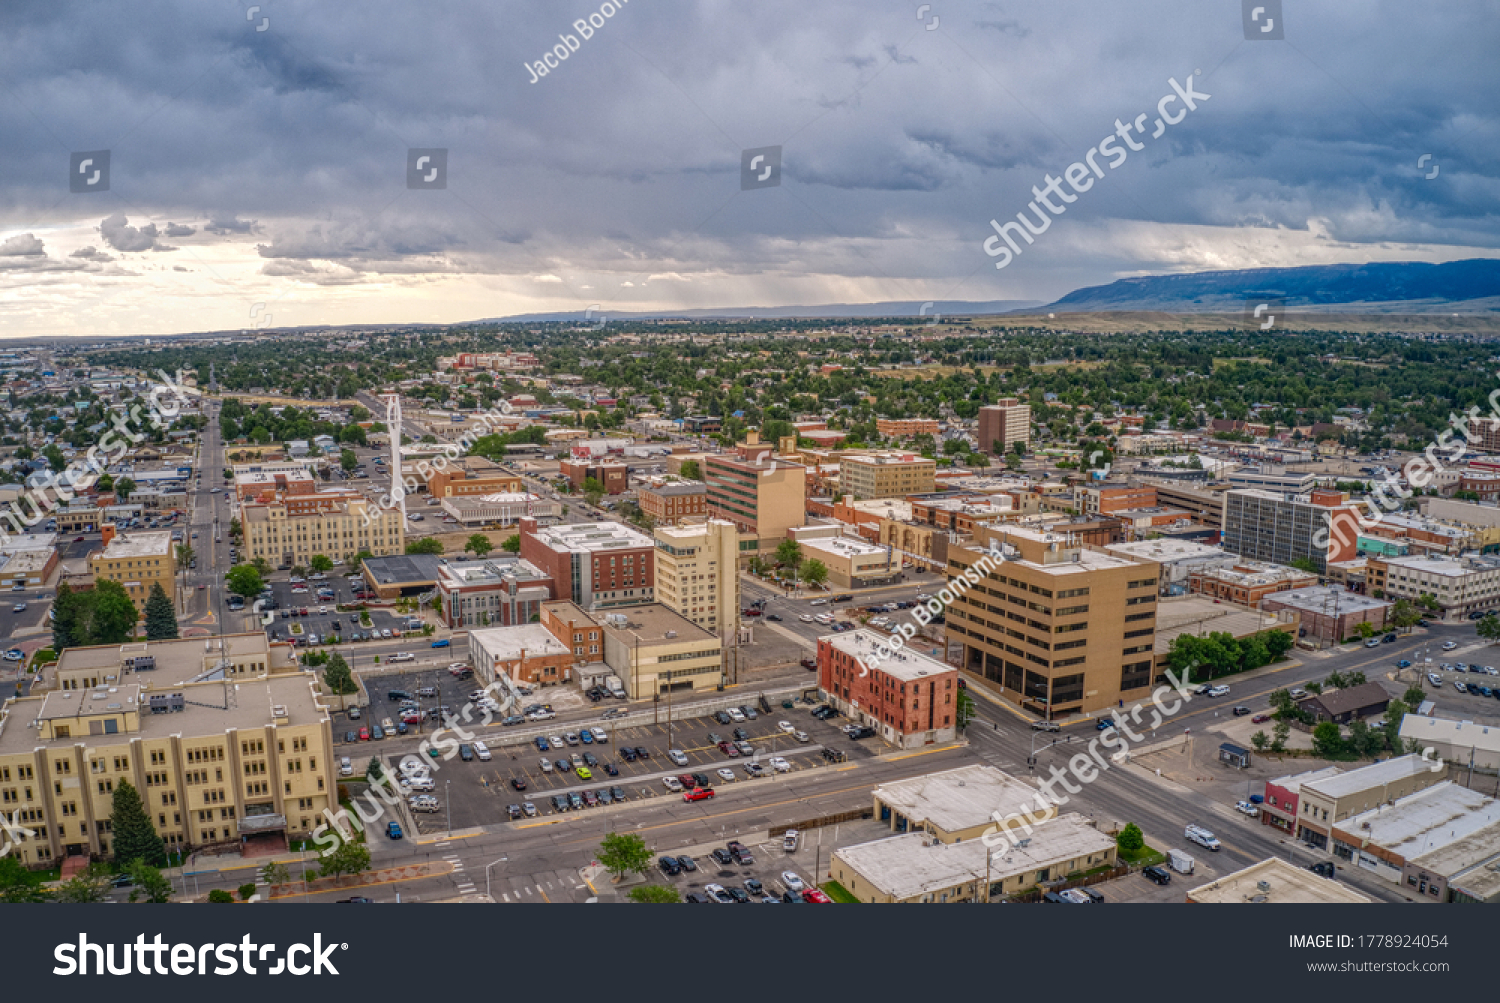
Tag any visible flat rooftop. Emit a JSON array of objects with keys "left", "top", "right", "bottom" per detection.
[
  {"left": 95, "top": 530, "right": 173, "bottom": 560},
  {"left": 1400, "top": 715, "right": 1500, "bottom": 756},
  {"left": 822, "top": 629, "right": 951, "bottom": 682},
  {"left": 1304, "top": 754, "right": 1434, "bottom": 800},
  {"left": 0, "top": 532, "right": 56, "bottom": 553},
  {"left": 54, "top": 633, "right": 294, "bottom": 684},
  {"left": 0, "top": 674, "right": 327, "bottom": 755},
  {"left": 1268, "top": 765, "right": 1345, "bottom": 795},
  {"left": 1262, "top": 586, "right": 1391, "bottom": 616},
  {"left": 469, "top": 623, "right": 571, "bottom": 661},
  {"left": 1105, "top": 539, "right": 1228, "bottom": 562},
  {"left": 872, "top": 765, "right": 1044, "bottom": 835},
  {"left": 362, "top": 553, "right": 446, "bottom": 585},
  {"left": 531, "top": 520, "right": 653, "bottom": 554},
  {"left": 1187, "top": 857, "right": 1373, "bottom": 904},
  {"left": 591, "top": 603, "right": 717, "bottom": 647},
  {"left": 800, "top": 535, "right": 888, "bottom": 559},
  {"left": 1336, "top": 782, "right": 1500, "bottom": 858},
  {"left": 438, "top": 557, "right": 549, "bottom": 587}
]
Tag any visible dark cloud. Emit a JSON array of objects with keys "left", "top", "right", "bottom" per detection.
[
  {"left": 164, "top": 223, "right": 196, "bottom": 237},
  {"left": 99, "top": 214, "right": 172, "bottom": 252},
  {"left": 69, "top": 246, "right": 113, "bottom": 260},
  {"left": 205, "top": 217, "right": 258, "bottom": 235}
]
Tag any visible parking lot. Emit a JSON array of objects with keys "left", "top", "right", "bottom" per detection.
[
  {"left": 364, "top": 698, "right": 878, "bottom": 836},
  {"left": 255, "top": 575, "right": 412, "bottom": 643}
]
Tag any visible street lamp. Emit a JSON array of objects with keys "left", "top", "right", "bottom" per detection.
[
  {"left": 445, "top": 780, "right": 451, "bottom": 832},
  {"left": 485, "top": 854, "right": 509, "bottom": 900}
]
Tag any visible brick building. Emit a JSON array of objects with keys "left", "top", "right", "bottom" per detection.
[
  {"left": 560, "top": 459, "right": 628, "bottom": 495},
  {"left": 637, "top": 479, "right": 707, "bottom": 522},
  {"left": 517, "top": 516, "right": 655, "bottom": 611},
  {"left": 817, "top": 629, "right": 959, "bottom": 748}
]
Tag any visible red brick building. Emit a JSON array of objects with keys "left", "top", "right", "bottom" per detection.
[
  {"left": 517, "top": 516, "right": 655, "bottom": 611},
  {"left": 560, "top": 459, "right": 628, "bottom": 495},
  {"left": 637, "top": 480, "right": 707, "bottom": 522},
  {"left": 1259, "top": 766, "right": 1344, "bottom": 835},
  {"left": 817, "top": 630, "right": 958, "bottom": 749}
]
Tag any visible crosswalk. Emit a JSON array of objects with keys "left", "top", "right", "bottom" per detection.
[{"left": 438, "top": 837, "right": 478, "bottom": 896}]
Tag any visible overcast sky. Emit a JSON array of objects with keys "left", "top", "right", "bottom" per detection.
[{"left": 1, "top": 0, "right": 1496, "bottom": 338}]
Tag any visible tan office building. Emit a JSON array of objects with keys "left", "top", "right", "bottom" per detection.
[
  {"left": 88, "top": 528, "right": 177, "bottom": 617},
  {"left": 876, "top": 418, "right": 940, "bottom": 440},
  {"left": 978, "top": 398, "right": 1031, "bottom": 455},
  {"left": 705, "top": 435, "right": 806, "bottom": 556},
  {"left": 839, "top": 452, "right": 936, "bottom": 500},
  {"left": 653, "top": 519, "right": 740, "bottom": 635},
  {"left": 946, "top": 523, "right": 1159, "bottom": 718},
  {"left": 242, "top": 492, "right": 405, "bottom": 567},
  {"left": 0, "top": 672, "right": 333, "bottom": 866},
  {"left": 595, "top": 603, "right": 722, "bottom": 699}
]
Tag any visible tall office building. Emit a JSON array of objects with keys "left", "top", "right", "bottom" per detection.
[
  {"left": 1221, "top": 488, "right": 1361, "bottom": 575},
  {"left": 946, "top": 523, "right": 1159, "bottom": 718},
  {"left": 704, "top": 430, "right": 805, "bottom": 555},
  {"left": 978, "top": 398, "right": 1031, "bottom": 455},
  {"left": 652, "top": 518, "right": 740, "bottom": 634}
]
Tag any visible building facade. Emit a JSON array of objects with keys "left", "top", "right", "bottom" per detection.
[
  {"left": 704, "top": 439, "right": 805, "bottom": 555},
  {"left": 978, "top": 398, "right": 1031, "bottom": 455},
  {"left": 818, "top": 630, "right": 959, "bottom": 748},
  {"left": 638, "top": 480, "right": 708, "bottom": 523},
  {"left": 839, "top": 452, "right": 936, "bottom": 500},
  {"left": 517, "top": 517, "right": 655, "bottom": 611},
  {"left": 1221, "top": 488, "right": 1362, "bottom": 574},
  {"left": 241, "top": 492, "right": 405, "bottom": 568},
  {"left": 653, "top": 519, "right": 739, "bottom": 635},
  {"left": 876, "top": 417, "right": 940, "bottom": 440},
  {"left": 88, "top": 528, "right": 177, "bottom": 617}
]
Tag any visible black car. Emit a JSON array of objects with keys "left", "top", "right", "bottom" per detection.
[
  {"left": 458, "top": 744, "right": 474, "bottom": 761},
  {"left": 714, "top": 711, "right": 732, "bottom": 725},
  {"left": 733, "top": 727, "right": 749, "bottom": 741},
  {"left": 506, "top": 804, "right": 522, "bottom": 819},
  {"left": 1308, "top": 861, "right": 1336, "bottom": 879},
  {"left": 1142, "top": 866, "right": 1171, "bottom": 886},
  {"left": 633, "top": 746, "right": 650, "bottom": 759},
  {"left": 610, "top": 785, "right": 626, "bottom": 801},
  {"left": 1080, "top": 887, "right": 1105, "bottom": 903},
  {"left": 502, "top": 715, "right": 525, "bottom": 726},
  {"left": 691, "top": 773, "right": 712, "bottom": 789},
  {"left": 551, "top": 795, "right": 569, "bottom": 812},
  {"left": 726, "top": 886, "right": 750, "bottom": 903},
  {"left": 556, "top": 759, "right": 571, "bottom": 772},
  {"left": 567, "top": 792, "right": 584, "bottom": 809},
  {"left": 744, "top": 877, "right": 764, "bottom": 896},
  {"left": 604, "top": 763, "right": 619, "bottom": 776},
  {"left": 658, "top": 856, "right": 681, "bottom": 876},
  {"left": 676, "top": 855, "right": 697, "bottom": 872},
  {"left": 710, "top": 848, "right": 734, "bottom": 866},
  {"left": 684, "top": 893, "right": 707, "bottom": 903},
  {"left": 727, "top": 840, "right": 754, "bottom": 865},
  {"left": 596, "top": 788, "right": 613, "bottom": 804},
  {"left": 510, "top": 777, "right": 527, "bottom": 791},
  {"left": 620, "top": 747, "right": 637, "bottom": 762},
  {"left": 781, "top": 889, "right": 804, "bottom": 903},
  {"left": 582, "top": 752, "right": 598, "bottom": 767}
]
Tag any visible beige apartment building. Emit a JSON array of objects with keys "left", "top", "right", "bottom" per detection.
[
  {"left": 0, "top": 666, "right": 331, "bottom": 867},
  {"left": 653, "top": 519, "right": 740, "bottom": 634},
  {"left": 947, "top": 523, "right": 1159, "bottom": 718},
  {"left": 242, "top": 492, "right": 405, "bottom": 567},
  {"left": 595, "top": 603, "right": 722, "bottom": 699},
  {"left": 839, "top": 452, "right": 936, "bottom": 500},
  {"left": 87, "top": 528, "right": 177, "bottom": 617}
]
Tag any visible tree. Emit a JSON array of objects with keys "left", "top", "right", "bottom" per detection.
[
  {"left": 87, "top": 580, "right": 141, "bottom": 644},
  {"left": 1116, "top": 822, "right": 1144, "bottom": 855},
  {"left": 1478, "top": 614, "right": 1500, "bottom": 645},
  {"left": 322, "top": 653, "right": 357, "bottom": 711},
  {"left": 51, "top": 580, "right": 82, "bottom": 652},
  {"left": 801, "top": 559, "right": 828, "bottom": 588},
  {"left": 1354, "top": 621, "right": 1376, "bottom": 641},
  {"left": 464, "top": 534, "right": 493, "bottom": 558},
  {"left": 775, "top": 539, "right": 803, "bottom": 576},
  {"left": 628, "top": 884, "right": 682, "bottom": 903},
  {"left": 1264, "top": 630, "right": 1294, "bottom": 661},
  {"left": 679, "top": 460, "right": 701, "bottom": 480},
  {"left": 43, "top": 443, "right": 66, "bottom": 472},
  {"left": 1348, "top": 719, "right": 1384, "bottom": 758},
  {"left": 143, "top": 581, "right": 179, "bottom": 640},
  {"left": 583, "top": 476, "right": 605, "bottom": 507},
  {"left": 319, "top": 840, "right": 371, "bottom": 883},
  {"left": 597, "top": 831, "right": 653, "bottom": 880},
  {"left": 406, "top": 538, "right": 444, "bottom": 555},
  {"left": 955, "top": 688, "right": 976, "bottom": 731},
  {"left": 1271, "top": 720, "right": 1291, "bottom": 753},
  {"left": 367, "top": 756, "right": 383, "bottom": 782},
  {"left": 501, "top": 534, "right": 521, "bottom": 554},
  {"left": 175, "top": 543, "right": 195, "bottom": 597},
  {"left": 225, "top": 563, "right": 265, "bottom": 599},
  {"left": 1382, "top": 699, "right": 1410, "bottom": 753},
  {"left": 1288, "top": 557, "right": 1319, "bottom": 575},
  {"left": 340, "top": 448, "right": 358, "bottom": 472},
  {"left": 1250, "top": 731, "right": 1269, "bottom": 751},
  {"left": 350, "top": 549, "right": 374, "bottom": 571},
  {"left": 1402, "top": 685, "right": 1427, "bottom": 707},
  {"left": 309, "top": 554, "right": 334, "bottom": 573},
  {"left": 1390, "top": 599, "right": 1423, "bottom": 632},
  {"left": 238, "top": 882, "right": 257, "bottom": 901},
  {"left": 0, "top": 856, "right": 50, "bottom": 903},
  {"left": 111, "top": 779, "right": 167, "bottom": 867},
  {"left": 1312, "top": 720, "right": 1345, "bottom": 758},
  {"left": 208, "top": 888, "right": 235, "bottom": 903},
  {"left": 114, "top": 477, "right": 136, "bottom": 501},
  {"left": 260, "top": 861, "right": 291, "bottom": 887},
  {"left": 126, "top": 861, "right": 174, "bottom": 903}
]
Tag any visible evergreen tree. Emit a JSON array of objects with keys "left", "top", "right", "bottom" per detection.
[
  {"left": 144, "top": 581, "right": 179, "bottom": 641},
  {"left": 110, "top": 780, "right": 167, "bottom": 867},
  {"left": 51, "top": 581, "right": 81, "bottom": 652}
]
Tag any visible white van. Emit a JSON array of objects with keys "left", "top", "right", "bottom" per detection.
[
  {"left": 473, "top": 740, "right": 492, "bottom": 761},
  {"left": 339, "top": 756, "right": 353, "bottom": 777},
  {"left": 1184, "top": 824, "right": 1221, "bottom": 851}
]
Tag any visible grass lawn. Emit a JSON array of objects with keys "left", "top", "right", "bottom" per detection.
[
  {"left": 820, "top": 880, "right": 860, "bottom": 904},
  {"left": 1118, "top": 844, "right": 1165, "bottom": 869}
]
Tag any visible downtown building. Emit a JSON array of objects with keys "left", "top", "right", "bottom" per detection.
[
  {"left": 87, "top": 527, "right": 177, "bottom": 617},
  {"left": 241, "top": 488, "right": 405, "bottom": 568},
  {"left": 817, "top": 629, "right": 959, "bottom": 748},
  {"left": 946, "top": 523, "right": 1159, "bottom": 718},
  {"left": 1220, "top": 488, "right": 1363, "bottom": 575},
  {"left": 435, "top": 556, "right": 556, "bottom": 629},
  {"left": 517, "top": 516, "right": 655, "bottom": 612},
  {"left": 704, "top": 431, "right": 805, "bottom": 556},
  {"left": 977, "top": 398, "right": 1031, "bottom": 455},
  {"left": 652, "top": 519, "right": 739, "bottom": 635},
  {"left": 839, "top": 452, "right": 936, "bottom": 500}
]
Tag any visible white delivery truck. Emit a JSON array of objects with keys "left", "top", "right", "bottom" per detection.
[
  {"left": 605, "top": 675, "right": 627, "bottom": 699},
  {"left": 1184, "top": 824, "right": 1221, "bottom": 851},
  {"left": 1167, "top": 848, "right": 1195, "bottom": 874}
]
